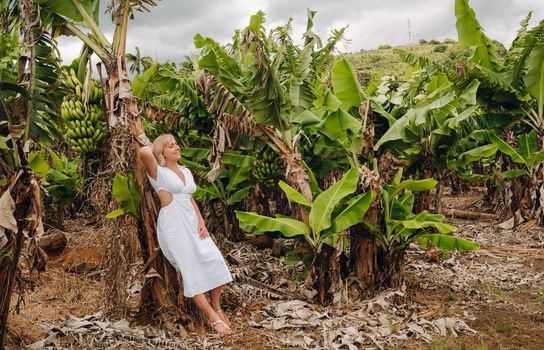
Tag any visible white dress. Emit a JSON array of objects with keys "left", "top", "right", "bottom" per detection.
[{"left": 147, "top": 165, "right": 233, "bottom": 297}]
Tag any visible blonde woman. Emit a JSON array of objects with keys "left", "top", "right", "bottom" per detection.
[{"left": 134, "top": 121, "right": 234, "bottom": 335}]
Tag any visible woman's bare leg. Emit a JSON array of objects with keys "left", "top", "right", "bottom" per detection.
[
  {"left": 209, "top": 286, "right": 231, "bottom": 326},
  {"left": 192, "top": 293, "right": 232, "bottom": 334}
]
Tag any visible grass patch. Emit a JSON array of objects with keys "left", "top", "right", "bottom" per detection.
[
  {"left": 469, "top": 281, "right": 514, "bottom": 298},
  {"left": 430, "top": 339, "right": 489, "bottom": 350},
  {"left": 492, "top": 321, "right": 518, "bottom": 335}
]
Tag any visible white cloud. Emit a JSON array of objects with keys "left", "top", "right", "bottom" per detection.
[{"left": 55, "top": 0, "right": 544, "bottom": 63}]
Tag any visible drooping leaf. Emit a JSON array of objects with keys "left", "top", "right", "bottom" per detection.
[
  {"left": 489, "top": 132, "right": 527, "bottom": 165},
  {"left": 36, "top": 0, "right": 101, "bottom": 25},
  {"left": 417, "top": 233, "right": 480, "bottom": 251},
  {"left": 461, "top": 143, "right": 498, "bottom": 163},
  {"left": 236, "top": 211, "right": 309, "bottom": 238}
]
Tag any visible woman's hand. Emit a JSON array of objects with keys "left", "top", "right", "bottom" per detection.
[
  {"left": 132, "top": 117, "right": 145, "bottom": 137},
  {"left": 198, "top": 221, "right": 210, "bottom": 240}
]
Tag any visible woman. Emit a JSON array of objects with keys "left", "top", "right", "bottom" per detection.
[{"left": 134, "top": 122, "right": 234, "bottom": 335}]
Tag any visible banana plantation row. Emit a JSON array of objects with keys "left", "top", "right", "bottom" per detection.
[{"left": 1, "top": 0, "right": 543, "bottom": 345}]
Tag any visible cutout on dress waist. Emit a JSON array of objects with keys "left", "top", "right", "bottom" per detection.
[{"left": 157, "top": 190, "right": 174, "bottom": 208}]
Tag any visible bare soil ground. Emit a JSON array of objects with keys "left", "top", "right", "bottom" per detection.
[{"left": 5, "top": 190, "right": 544, "bottom": 349}]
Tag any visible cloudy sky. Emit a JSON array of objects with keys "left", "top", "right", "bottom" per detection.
[{"left": 57, "top": 0, "right": 544, "bottom": 65}]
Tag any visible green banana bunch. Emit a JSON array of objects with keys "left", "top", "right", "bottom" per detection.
[
  {"left": 61, "top": 68, "right": 106, "bottom": 154},
  {"left": 252, "top": 148, "right": 282, "bottom": 187}
]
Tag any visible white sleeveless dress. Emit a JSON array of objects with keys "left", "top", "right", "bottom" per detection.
[{"left": 147, "top": 165, "right": 233, "bottom": 297}]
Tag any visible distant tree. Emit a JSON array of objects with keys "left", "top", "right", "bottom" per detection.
[
  {"left": 443, "top": 38, "right": 457, "bottom": 44},
  {"left": 418, "top": 39, "right": 428, "bottom": 44},
  {"left": 378, "top": 44, "right": 392, "bottom": 49},
  {"left": 429, "top": 39, "right": 440, "bottom": 44},
  {"left": 433, "top": 44, "right": 448, "bottom": 53},
  {"left": 126, "top": 46, "right": 154, "bottom": 74}
]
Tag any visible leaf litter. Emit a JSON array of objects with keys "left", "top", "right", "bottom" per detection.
[{"left": 20, "top": 218, "right": 544, "bottom": 349}]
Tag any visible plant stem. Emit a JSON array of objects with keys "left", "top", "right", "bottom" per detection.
[
  {"left": 64, "top": 22, "right": 110, "bottom": 64},
  {"left": 71, "top": 0, "right": 111, "bottom": 50}
]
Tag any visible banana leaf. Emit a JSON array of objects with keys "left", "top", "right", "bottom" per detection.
[
  {"left": 330, "top": 191, "right": 374, "bottom": 233},
  {"left": 236, "top": 211, "right": 309, "bottom": 239},
  {"left": 279, "top": 181, "right": 312, "bottom": 207},
  {"left": 417, "top": 233, "right": 480, "bottom": 251},
  {"left": 332, "top": 59, "right": 364, "bottom": 110},
  {"left": 309, "top": 167, "right": 359, "bottom": 235},
  {"left": 524, "top": 44, "right": 544, "bottom": 117}
]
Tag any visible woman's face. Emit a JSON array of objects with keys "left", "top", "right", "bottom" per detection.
[{"left": 163, "top": 140, "right": 181, "bottom": 162}]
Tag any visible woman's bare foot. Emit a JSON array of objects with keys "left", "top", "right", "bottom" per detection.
[
  {"left": 210, "top": 319, "right": 233, "bottom": 335},
  {"left": 214, "top": 308, "right": 231, "bottom": 327}
]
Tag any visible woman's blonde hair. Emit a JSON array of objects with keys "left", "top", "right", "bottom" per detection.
[{"left": 152, "top": 134, "right": 176, "bottom": 166}]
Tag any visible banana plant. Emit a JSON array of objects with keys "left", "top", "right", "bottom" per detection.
[
  {"left": 194, "top": 10, "right": 347, "bottom": 203},
  {"left": 29, "top": 150, "right": 84, "bottom": 208},
  {"left": 291, "top": 59, "right": 366, "bottom": 176},
  {"left": 374, "top": 169, "right": 479, "bottom": 254},
  {"left": 236, "top": 168, "right": 374, "bottom": 303},
  {"left": 236, "top": 168, "right": 373, "bottom": 252},
  {"left": 183, "top": 148, "right": 255, "bottom": 241},
  {"left": 193, "top": 152, "right": 255, "bottom": 207}
]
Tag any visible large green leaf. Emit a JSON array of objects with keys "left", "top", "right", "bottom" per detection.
[
  {"left": 461, "top": 143, "right": 498, "bottom": 163},
  {"left": 226, "top": 186, "right": 252, "bottom": 205},
  {"left": 389, "top": 179, "right": 438, "bottom": 198},
  {"left": 236, "top": 211, "right": 309, "bottom": 238},
  {"left": 455, "top": 0, "right": 499, "bottom": 70},
  {"left": 458, "top": 79, "right": 480, "bottom": 106},
  {"left": 518, "top": 131, "right": 539, "bottom": 164},
  {"left": 330, "top": 191, "right": 374, "bottom": 233},
  {"left": 293, "top": 110, "right": 322, "bottom": 126},
  {"left": 418, "top": 234, "right": 480, "bottom": 251},
  {"left": 132, "top": 64, "right": 157, "bottom": 98},
  {"left": 225, "top": 165, "right": 252, "bottom": 193},
  {"left": 489, "top": 132, "right": 527, "bottom": 165},
  {"left": 524, "top": 45, "right": 544, "bottom": 117},
  {"left": 111, "top": 174, "right": 141, "bottom": 219},
  {"left": 374, "top": 110, "right": 413, "bottom": 150},
  {"left": 395, "top": 217, "right": 456, "bottom": 234},
  {"left": 279, "top": 181, "right": 312, "bottom": 207},
  {"left": 309, "top": 168, "right": 359, "bottom": 235},
  {"left": 331, "top": 59, "right": 364, "bottom": 109},
  {"left": 28, "top": 152, "right": 49, "bottom": 177},
  {"left": 36, "top": 0, "right": 100, "bottom": 25}
]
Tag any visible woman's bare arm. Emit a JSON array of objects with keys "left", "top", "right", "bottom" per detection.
[
  {"left": 138, "top": 146, "right": 158, "bottom": 180},
  {"left": 133, "top": 118, "right": 158, "bottom": 179}
]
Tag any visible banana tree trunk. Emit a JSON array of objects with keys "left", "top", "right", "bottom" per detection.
[
  {"left": 133, "top": 160, "right": 185, "bottom": 316},
  {"left": 351, "top": 205, "right": 380, "bottom": 289},
  {"left": 414, "top": 168, "right": 433, "bottom": 213},
  {"left": 0, "top": 157, "right": 43, "bottom": 347}
]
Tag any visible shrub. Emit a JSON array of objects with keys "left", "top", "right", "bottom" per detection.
[
  {"left": 429, "top": 39, "right": 440, "bottom": 45},
  {"left": 444, "top": 38, "right": 456, "bottom": 44},
  {"left": 433, "top": 44, "right": 448, "bottom": 53}
]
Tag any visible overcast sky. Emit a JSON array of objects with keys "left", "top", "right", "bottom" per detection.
[{"left": 57, "top": 0, "right": 544, "bottom": 65}]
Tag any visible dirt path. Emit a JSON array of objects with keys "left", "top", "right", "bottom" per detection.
[{"left": 5, "top": 193, "right": 544, "bottom": 349}]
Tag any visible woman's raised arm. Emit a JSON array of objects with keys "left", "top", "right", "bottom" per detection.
[{"left": 133, "top": 118, "right": 158, "bottom": 180}]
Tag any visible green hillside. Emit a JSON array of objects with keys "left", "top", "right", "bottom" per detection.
[{"left": 341, "top": 40, "right": 472, "bottom": 87}]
